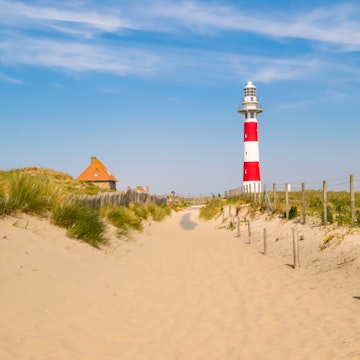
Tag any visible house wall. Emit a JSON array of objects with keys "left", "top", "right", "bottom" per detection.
[{"left": 91, "top": 181, "right": 116, "bottom": 191}]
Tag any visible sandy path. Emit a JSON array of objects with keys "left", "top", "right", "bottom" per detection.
[{"left": 1, "top": 207, "right": 360, "bottom": 359}]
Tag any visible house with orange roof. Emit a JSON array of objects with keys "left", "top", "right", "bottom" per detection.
[
  {"left": 77, "top": 157, "right": 118, "bottom": 190},
  {"left": 135, "top": 185, "right": 149, "bottom": 193}
]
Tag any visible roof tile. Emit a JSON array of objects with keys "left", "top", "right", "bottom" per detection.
[{"left": 77, "top": 157, "right": 117, "bottom": 182}]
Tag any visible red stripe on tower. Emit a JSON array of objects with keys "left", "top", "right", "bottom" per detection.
[
  {"left": 243, "top": 162, "right": 260, "bottom": 181},
  {"left": 244, "top": 122, "right": 258, "bottom": 141},
  {"left": 238, "top": 81, "right": 263, "bottom": 193}
]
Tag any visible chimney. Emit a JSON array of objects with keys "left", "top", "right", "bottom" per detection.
[{"left": 91, "top": 156, "right": 97, "bottom": 164}]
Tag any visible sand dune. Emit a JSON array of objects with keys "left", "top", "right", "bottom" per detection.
[{"left": 1, "top": 206, "right": 360, "bottom": 359}]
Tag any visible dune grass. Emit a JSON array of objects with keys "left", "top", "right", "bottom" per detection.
[
  {"left": 222, "top": 189, "right": 360, "bottom": 227},
  {"left": 52, "top": 202, "right": 106, "bottom": 248},
  {"left": 0, "top": 168, "right": 172, "bottom": 247},
  {"left": 101, "top": 203, "right": 172, "bottom": 239},
  {"left": 1, "top": 170, "right": 65, "bottom": 216},
  {"left": 147, "top": 203, "right": 171, "bottom": 221},
  {"left": 101, "top": 206, "right": 143, "bottom": 239},
  {"left": 199, "top": 198, "right": 225, "bottom": 220}
]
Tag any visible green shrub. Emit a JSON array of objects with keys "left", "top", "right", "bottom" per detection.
[
  {"left": 333, "top": 201, "right": 350, "bottom": 225},
  {"left": 288, "top": 205, "right": 298, "bottom": 220},
  {"left": 356, "top": 210, "right": 360, "bottom": 225},
  {"left": 0, "top": 195, "right": 6, "bottom": 216},
  {"left": 321, "top": 206, "right": 334, "bottom": 224},
  {"left": 52, "top": 202, "right": 106, "bottom": 247}
]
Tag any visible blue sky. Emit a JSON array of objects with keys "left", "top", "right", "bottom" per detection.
[{"left": 1, "top": 0, "right": 360, "bottom": 196}]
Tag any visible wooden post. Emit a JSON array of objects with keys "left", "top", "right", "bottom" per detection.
[
  {"left": 263, "top": 227, "right": 267, "bottom": 255},
  {"left": 323, "top": 180, "right": 327, "bottom": 226},
  {"left": 350, "top": 174, "right": 355, "bottom": 227},
  {"left": 292, "top": 227, "right": 299, "bottom": 269},
  {"left": 296, "top": 229, "right": 300, "bottom": 268},
  {"left": 302, "top": 182, "right": 306, "bottom": 224},
  {"left": 273, "top": 183, "right": 277, "bottom": 211},
  {"left": 285, "top": 183, "right": 289, "bottom": 219},
  {"left": 247, "top": 220, "right": 251, "bottom": 244}
]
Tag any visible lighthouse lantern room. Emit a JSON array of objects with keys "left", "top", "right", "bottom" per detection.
[{"left": 238, "top": 81, "right": 263, "bottom": 193}]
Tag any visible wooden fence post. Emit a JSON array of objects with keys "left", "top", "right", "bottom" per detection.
[
  {"left": 292, "top": 227, "right": 299, "bottom": 269},
  {"left": 273, "top": 183, "right": 277, "bottom": 212},
  {"left": 323, "top": 180, "right": 327, "bottom": 226},
  {"left": 247, "top": 220, "right": 251, "bottom": 244},
  {"left": 285, "top": 183, "right": 289, "bottom": 219},
  {"left": 350, "top": 174, "right": 355, "bottom": 227},
  {"left": 302, "top": 182, "right": 306, "bottom": 224},
  {"left": 237, "top": 216, "right": 240, "bottom": 237}
]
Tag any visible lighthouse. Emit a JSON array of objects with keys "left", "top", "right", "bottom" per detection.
[{"left": 238, "top": 81, "right": 263, "bottom": 193}]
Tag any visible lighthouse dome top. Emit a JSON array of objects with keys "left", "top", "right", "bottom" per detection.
[
  {"left": 243, "top": 80, "right": 257, "bottom": 100},
  {"left": 245, "top": 80, "right": 255, "bottom": 88}
]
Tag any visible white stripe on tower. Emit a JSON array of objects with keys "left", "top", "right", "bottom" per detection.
[{"left": 238, "top": 81, "right": 263, "bottom": 193}]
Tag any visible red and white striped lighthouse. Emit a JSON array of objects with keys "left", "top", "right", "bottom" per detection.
[{"left": 238, "top": 81, "right": 263, "bottom": 193}]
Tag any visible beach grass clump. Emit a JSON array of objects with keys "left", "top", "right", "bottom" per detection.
[
  {"left": 101, "top": 203, "right": 171, "bottom": 239},
  {"left": 199, "top": 198, "right": 225, "bottom": 220},
  {"left": 147, "top": 203, "right": 171, "bottom": 221},
  {"left": 103, "top": 206, "right": 143, "bottom": 233},
  {"left": 52, "top": 202, "right": 106, "bottom": 247},
  {"left": 130, "top": 202, "right": 149, "bottom": 220},
  {"left": 2, "top": 170, "right": 64, "bottom": 216}
]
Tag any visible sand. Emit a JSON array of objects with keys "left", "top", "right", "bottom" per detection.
[{"left": 0, "top": 205, "right": 360, "bottom": 359}]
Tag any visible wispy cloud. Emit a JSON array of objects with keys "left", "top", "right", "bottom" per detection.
[
  {"left": 2, "top": 0, "right": 360, "bottom": 46},
  {"left": 0, "top": 0, "right": 359, "bottom": 83},
  {"left": 0, "top": 71, "right": 22, "bottom": 84},
  {"left": 0, "top": 0, "right": 139, "bottom": 35},
  {"left": 133, "top": 1, "right": 360, "bottom": 49},
  {"left": 0, "top": 36, "right": 161, "bottom": 75},
  {"left": 274, "top": 88, "right": 347, "bottom": 111},
  {"left": 0, "top": 32, "right": 352, "bottom": 85}
]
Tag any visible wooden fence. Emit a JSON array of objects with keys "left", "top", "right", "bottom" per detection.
[
  {"left": 72, "top": 188, "right": 168, "bottom": 209},
  {"left": 224, "top": 174, "right": 358, "bottom": 226}
]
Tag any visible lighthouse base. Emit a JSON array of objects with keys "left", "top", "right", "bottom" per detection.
[{"left": 243, "top": 181, "right": 262, "bottom": 194}]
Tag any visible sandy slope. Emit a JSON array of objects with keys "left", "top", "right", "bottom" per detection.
[{"left": 0, "top": 206, "right": 359, "bottom": 360}]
